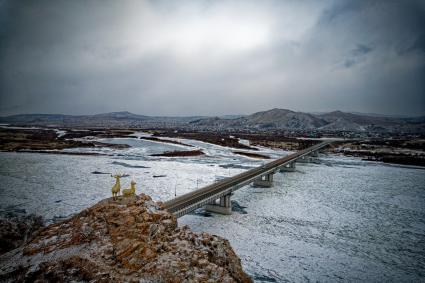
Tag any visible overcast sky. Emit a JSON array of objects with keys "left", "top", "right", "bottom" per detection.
[{"left": 0, "top": 0, "right": 424, "bottom": 116}]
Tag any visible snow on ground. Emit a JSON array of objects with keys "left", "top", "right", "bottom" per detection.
[
  {"left": 180, "top": 156, "right": 425, "bottom": 282},
  {"left": 1, "top": 135, "right": 424, "bottom": 282},
  {"left": 53, "top": 129, "right": 67, "bottom": 138},
  {"left": 0, "top": 136, "right": 283, "bottom": 221}
]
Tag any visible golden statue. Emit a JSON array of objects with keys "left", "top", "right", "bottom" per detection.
[
  {"left": 111, "top": 174, "right": 123, "bottom": 200},
  {"left": 122, "top": 180, "right": 137, "bottom": 197}
]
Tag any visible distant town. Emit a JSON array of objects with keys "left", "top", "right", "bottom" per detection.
[
  {"left": 1, "top": 108, "right": 424, "bottom": 138},
  {"left": 1, "top": 108, "right": 424, "bottom": 167}
]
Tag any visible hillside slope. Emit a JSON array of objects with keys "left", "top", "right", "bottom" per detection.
[{"left": 0, "top": 194, "right": 252, "bottom": 282}]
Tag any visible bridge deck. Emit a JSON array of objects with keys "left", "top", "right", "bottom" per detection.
[{"left": 163, "top": 141, "right": 332, "bottom": 217}]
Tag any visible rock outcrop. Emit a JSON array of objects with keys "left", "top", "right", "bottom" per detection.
[
  {"left": 0, "top": 194, "right": 252, "bottom": 283},
  {"left": 0, "top": 214, "right": 44, "bottom": 255}
]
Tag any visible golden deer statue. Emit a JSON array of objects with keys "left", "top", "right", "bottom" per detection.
[
  {"left": 111, "top": 174, "right": 123, "bottom": 200},
  {"left": 122, "top": 180, "right": 137, "bottom": 197}
]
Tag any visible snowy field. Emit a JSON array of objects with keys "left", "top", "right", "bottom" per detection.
[
  {"left": 0, "top": 136, "right": 424, "bottom": 282},
  {"left": 0, "top": 135, "right": 284, "bottom": 220}
]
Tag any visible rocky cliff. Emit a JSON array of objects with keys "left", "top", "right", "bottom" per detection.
[{"left": 0, "top": 194, "right": 252, "bottom": 283}]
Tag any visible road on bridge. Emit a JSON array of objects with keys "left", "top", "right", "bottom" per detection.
[{"left": 164, "top": 141, "right": 333, "bottom": 217}]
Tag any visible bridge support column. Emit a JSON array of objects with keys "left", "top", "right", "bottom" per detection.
[
  {"left": 297, "top": 155, "right": 311, "bottom": 163},
  {"left": 253, "top": 173, "right": 274, "bottom": 188},
  {"left": 310, "top": 150, "right": 318, "bottom": 158},
  {"left": 205, "top": 194, "right": 232, "bottom": 215},
  {"left": 280, "top": 162, "right": 296, "bottom": 172}
]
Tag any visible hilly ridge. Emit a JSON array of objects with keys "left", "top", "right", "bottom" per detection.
[
  {"left": 189, "top": 109, "right": 424, "bottom": 133},
  {"left": 0, "top": 109, "right": 424, "bottom": 133}
]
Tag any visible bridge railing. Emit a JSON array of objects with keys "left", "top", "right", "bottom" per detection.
[{"left": 164, "top": 141, "right": 332, "bottom": 215}]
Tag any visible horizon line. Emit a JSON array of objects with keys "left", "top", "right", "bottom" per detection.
[{"left": 1, "top": 108, "right": 424, "bottom": 119}]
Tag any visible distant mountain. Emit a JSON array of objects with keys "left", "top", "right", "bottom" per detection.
[
  {"left": 316, "top": 111, "right": 391, "bottom": 132},
  {"left": 188, "top": 109, "right": 425, "bottom": 133},
  {"left": 0, "top": 111, "right": 197, "bottom": 128},
  {"left": 92, "top": 111, "right": 149, "bottom": 120},
  {"left": 188, "top": 109, "right": 328, "bottom": 130},
  {"left": 319, "top": 110, "right": 394, "bottom": 125},
  {"left": 348, "top": 112, "right": 413, "bottom": 118},
  {"left": 246, "top": 108, "right": 327, "bottom": 129},
  {"left": 0, "top": 109, "right": 424, "bottom": 133},
  {"left": 0, "top": 113, "right": 70, "bottom": 124}
]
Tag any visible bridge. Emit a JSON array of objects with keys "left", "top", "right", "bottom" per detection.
[{"left": 163, "top": 141, "right": 333, "bottom": 218}]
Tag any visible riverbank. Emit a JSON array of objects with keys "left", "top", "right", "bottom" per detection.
[
  {"left": 330, "top": 140, "right": 425, "bottom": 167},
  {"left": 151, "top": 149, "right": 205, "bottom": 157},
  {"left": 3, "top": 127, "right": 424, "bottom": 168},
  {"left": 152, "top": 131, "right": 258, "bottom": 150},
  {"left": 232, "top": 151, "right": 270, "bottom": 159},
  {"left": 0, "top": 128, "right": 130, "bottom": 152},
  {"left": 139, "top": 136, "right": 194, "bottom": 147}
]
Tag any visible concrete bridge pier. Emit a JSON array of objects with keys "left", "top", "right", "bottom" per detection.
[
  {"left": 297, "top": 155, "right": 311, "bottom": 163},
  {"left": 310, "top": 150, "right": 319, "bottom": 158},
  {"left": 205, "top": 194, "right": 232, "bottom": 215},
  {"left": 280, "top": 162, "right": 296, "bottom": 172},
  {"left": 253, "top": 173, "right": 274, "bottom": 187}
]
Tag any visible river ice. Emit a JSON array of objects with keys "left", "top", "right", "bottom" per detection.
[
  {"left": 0, "top": 136, "right": 424, "bottom": 282},
  {"left": 0, "top": 136, "right": 277, "bottom": 220},
  {"left": 181, "top": 156, "right": 425, "bottom": 282}
]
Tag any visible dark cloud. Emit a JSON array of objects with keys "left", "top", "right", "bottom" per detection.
[
  {"left": 351, "top": 44, "right": 373, "bottom": 56},
  {"left": 0, "top": 0, "right": 424, "bottom": 116},
  {"left": 400, "top": 33, "right": 425, "bottom": 55},
  {"left": 319, "top": 0, "right": 367, "bottom": 24},
  {"left": 342, "top": 44, "right": 374, "bottom": 68}
]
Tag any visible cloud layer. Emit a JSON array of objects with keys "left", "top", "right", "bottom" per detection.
[{"left": 0, "top": 0, "right": 424, "bottom": 116}]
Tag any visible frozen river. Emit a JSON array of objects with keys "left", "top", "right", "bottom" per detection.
[
  {"left": 0, "top": 136, "right": 424, "bottom": 282},
  {"left": 181, "top": 156, "right": 425, "bottom": 282}
]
